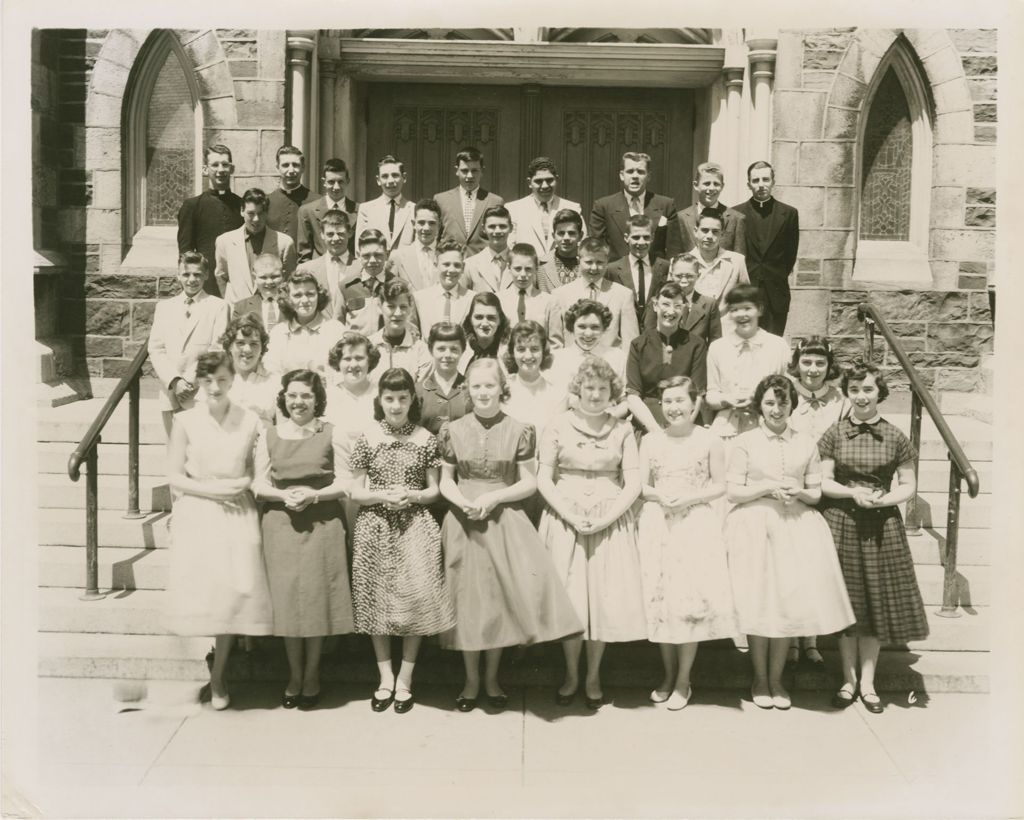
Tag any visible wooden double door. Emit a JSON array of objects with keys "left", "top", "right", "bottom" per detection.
[{"left": 363, "top": 83, "right": 696, "bottom": 218}]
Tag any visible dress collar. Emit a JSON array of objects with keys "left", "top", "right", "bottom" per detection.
[
  {"left": 792, "top": 380, "right": 832, "bottom": 401},
  {"left": 281, "top": 416, "right": 322, "bottom": 436},
  {"left": 849, "top": 413, "right": 882, "bottom": 426},
  {"left": 567, "top": 409, "right": 616, "bottom": 438},
  {"left": 758, "top": 418, "right": 792, "bottom": 440},
  {"left": 380, "top": 418, "right": 416, "bottom": 436}
]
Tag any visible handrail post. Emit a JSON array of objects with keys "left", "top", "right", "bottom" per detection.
[
  {"left": 905, "top": 391, "right": 923, "bottom": 536},
  {"left": 79, "top": 445, "right": 105, "bottom": 601},
  {"left": 863, "top": 316, "right": 875, "bottom": 361},
  {"left": 124, "top": 374, "right": 145, "bottom": 520},
  {"left": 936, "top": 458, "right": 964, "bottom": 618}
]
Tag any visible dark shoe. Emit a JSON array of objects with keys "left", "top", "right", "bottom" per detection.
[
  {"left": 281, "top": 692, "right": 301, "bottom": 709},
  {"left": 297, "top": 692, "right": 320, "bottom": 710},
  {"left": 394, "top": 692, "right": 414, "bottom": 714},
  {"left": 487, "top": 693, "right": 509, "bottom": 710},
  {"left": 554, "top": 688, "right": 576, "bottom": 707},
  {"left": 455, "top": 696, "right": 477, "bottom": 713},
  {"left": 371, "top": 688, "right": 394, "bottom": 712},
  {"left": 831, "top": 685, "right": 857, "bottom": 709},
  {"left": 860, "top": 691, "right": 884, "bottom": 714},
  {"left": 584, "top": 693, "right": 604, "bottom": 710},
  {"left": 803, "top": 646, "right": 825, "bottom": 665}
]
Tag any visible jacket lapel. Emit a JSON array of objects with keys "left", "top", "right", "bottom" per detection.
[
  {"left": 684, "top": 295, "right": 707, "bottom": 332},
  {"left": 390, "top": 201, "right": 411, "bottom": 247},
  {"left": 468, "top": 190, "right": 489, "bottom": 236},
  {"left": 682, "top": 206, "right": 698, "bottom": 246}
]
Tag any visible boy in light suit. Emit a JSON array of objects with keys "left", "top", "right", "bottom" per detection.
[
  {"left": 460, "top": 205, "right": 514, "bottom": 293},
  {"left": 552, "top": 237, "right": 639, "bottom": 348},
  {"left": 295, "top": 209, "right": 353, "bottom": 319},
  {"left": 214, "top": 188, "right": 296, "bottom": 303},
  {"left": 413, "top": 238, "right": 474, "bottom": 338},
  {"left": 506, "top": 156, "right": 584, "bottom": 265},
  {"left": 389, "top": 198, "right": 443, "bottom": 291},
  {"left": 355, "top": 154, "right": 416, "bottom": 250},
  {"left": 148, "top": 251, "right": 230, "bottom": 435}
]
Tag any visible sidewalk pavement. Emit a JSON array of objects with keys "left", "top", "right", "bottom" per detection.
[{"left": 10, "top": 677, "right": 1014, "bottom": 818}]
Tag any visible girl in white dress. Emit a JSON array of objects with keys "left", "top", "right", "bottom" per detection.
[
  {"left": 638, "top": 377, "right": 738, "bottom": 710},
  {"left": 504, "top": 320, "right": 564, "bottom": 442},
  {"left": 165, "top": 351, "right": 273, "bottom": 710},
  {"left": 222, "top": 313, "right": 278, "bottom": 426}
]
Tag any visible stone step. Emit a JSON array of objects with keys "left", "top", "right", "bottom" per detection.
[
  {"left": 37, "top": 545, "right": 991, "bottom": 607},
  {"left": 38, "top": 474, "right": 171, "bottom": 511},
  {"left": 36, "top": 441, "right": 168, "bottom": 477},
  {"left": 916, "top": 461, "right": 990, "bottom": 494},
  {"left": 908, "top": 491, "right": 990, "bottom": 530},
  {"left": 875, "top": 413, "right": 991, "bottom": 462},
  {"left": 908, "top": 528, "right": 990, "bottom": 566},
  {"left": 37, "top": 586, "right": 990, "bottom": 652},
  {"left": 38, "top": 398, "right": 166, "bottom": 446},
  {"left": 39, "top": 508, "right": 170, "bottom": 549},
  {"left": 37, "top": 633, "right": 989, "bottom": 693}
]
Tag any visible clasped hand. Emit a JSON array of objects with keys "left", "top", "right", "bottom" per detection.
[
  {"left": 381, "top": 487, "right": 412, "bottom": 511},
  {"left": 768, "top": 479, "right": 802, "bottom": 505},
  {"left": 572, "top": 513, "right": 611, "bottom": 535},
  {"left": 460, "top": 492, "right": 498, "bottom": 521},
  {"left": 282, "top": 486, "right": 318, "bottom": 511},
  {"left": 851, "top": 486, "right": 884, "bottom": 508}
]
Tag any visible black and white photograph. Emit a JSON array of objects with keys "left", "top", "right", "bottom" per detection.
[{"left": 2, "top": 1, "right": 1022, "bottom": 817}]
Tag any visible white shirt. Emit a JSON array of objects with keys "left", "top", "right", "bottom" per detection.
[
  {"left": 264, "top": 315, "right": 348, "bottom": 380},
  {"left": 627, "top": 254, "right": 654, "bottom": 300},
  {"left": 228, "top": 364, "right": 278, "bottom": 425},
  {"left": 706, "top": 328, "right": 791, "bottom": 438},
  {"left": 414, "top": 284, "right": 474, "bottom": 338},
  {"left": 497, "top": 286, "right": 564, "bottom": 347}
]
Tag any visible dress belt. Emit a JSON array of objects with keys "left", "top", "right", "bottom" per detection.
[{"left": 558, "top": 468, "right": 619, "bottom": 479}]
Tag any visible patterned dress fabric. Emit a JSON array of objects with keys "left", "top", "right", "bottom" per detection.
[
  {"left": 166, "top": 405, "right": 273, "bottom": 636},
  {"left": 818, "top": 418, "right": 929, "bottom": 643},
  {"left": 637, "top": 427, "right": 739, "bottom": 643},
  {"left": 538, "top": 412, "right": 647, "bottom": 642},
  {"left": 260, "top": 422, "right": 354, "bottom": 637},
  {"left": 437, "top": 413, "right": 583, "bottom": 651},
  {"left": 350, "top": 421, "right": 455, "bottom": 636},
  {"left": 724, "top": 423, "right": 855, "bottom": 638}
]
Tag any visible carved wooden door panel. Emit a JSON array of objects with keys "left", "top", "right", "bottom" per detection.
[{"left": 363, "top": 83, "right": 521, "bottom": 202}]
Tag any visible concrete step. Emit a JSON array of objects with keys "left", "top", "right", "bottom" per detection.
[
  {"left": 36, "top": 441, "right": 168, "bottom": 477},
  {"left": 38, "top": 474, "right": 171, "bottom": 511},
  {"left": 909, "top": 492, "right": 989, "bottom": 530},
  {"left": 37, "top": 544, "right": 990, "bottom": 606},
  {"left": 39, "top": 546, "right": 168, "bottom": 591},
  {"left": 886, "top": 413, "right": 991, "bottom": 462},
  {"left": 916, "top": 461, "right": 990, "bottom": 494},
  {"left": 38, "top": 509, "right": 170, "bottom": 549},
  {"left": 37, "top": 633, "right": 989, "bottom": 693},
  {"left": 908, "top": 528, "right": 990, "bottom": 566},
  {"left": 38, "top": 397, "right": 166, "bottom": 445}
]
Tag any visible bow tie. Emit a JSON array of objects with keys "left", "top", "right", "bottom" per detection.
[
  {"left": 846, "top": 422, "right": 883, "bottom": 442},
  {"left": 806, "top": 397, "right": 828, "bottom": 410}
]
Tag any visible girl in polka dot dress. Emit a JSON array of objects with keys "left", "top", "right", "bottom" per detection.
[{"left": 349, "top": 368, "right": 455, "bottom": 713}]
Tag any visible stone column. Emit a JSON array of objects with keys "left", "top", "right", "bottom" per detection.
[
  {"left": 722, "top": 48, "right": 746, "bottom": 205},
  {"left": 745, "top": 32, "right": 778, "bottom": 170},
  {"left": 286, "top": 31, "right": 316, "bottom": 171},
  {"left": 319, "top": 58, "right": 337, "bottom": 163},
  {"left": 335, "top": 70, "right": 358, "bottom": 197}
]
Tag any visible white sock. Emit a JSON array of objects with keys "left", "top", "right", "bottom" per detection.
[
  {"left": 377, "top": 660, "right": 395, "bottom": 691},
  {"left": 397, "top": 660, "right": 416, "bottom": 692}
]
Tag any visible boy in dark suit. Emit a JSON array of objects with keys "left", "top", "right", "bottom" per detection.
[
  {"left": 176, "top": 144, "right": 243, "bottom": 297},
  {"left": 643, "top": 253, "right": 723, "bottom": 346},
  {"left": 434, "top": 147, "right": 504, "bottom": 254},
  {"left": 297, "top": 157, "right": 359, "bottom": 262},
  {"left": 267, "top": 144, "right": 318, "bottom": 245},
  {"left": 605, "top": 214, "right": 670, "bottom": 324},
  {"left": 733, "top": 161, "right": 800, "bottom": 335},
  {"left": 665, "top": 161, "right": 747, "bottom": 259},
  {"left": 589, "top": 151, "right": 676, "bottom": 262}
]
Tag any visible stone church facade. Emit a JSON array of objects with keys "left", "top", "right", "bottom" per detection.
[{"left": 31, "top": 27, "right": 996, "bottom": 397}]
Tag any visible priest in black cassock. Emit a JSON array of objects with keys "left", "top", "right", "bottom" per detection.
[
  {"left": 734, "top": 160, "right": 800, "bottom": 336},
  {"left": 176, "top": 144, "right": 243, "bottom": 297}
]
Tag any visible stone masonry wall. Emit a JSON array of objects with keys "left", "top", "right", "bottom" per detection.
[
  {"left": 774, "top": 28, "right": 996, "bottom": 394},
  {"left": 40, "top": 29, "right": 287, "bottom": 379}
]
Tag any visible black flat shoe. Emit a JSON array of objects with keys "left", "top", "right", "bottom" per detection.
[
  {"left": 281, "top": 692, "right": 301, "bottom": 709},
  {"left": 831, "top": 686, "right": 857, "bottom": 709},
  {"left": 584, "top": 694, "right": 604, "bottom": 710},
  {"left": 394, "top": 693, "right": 414, "bottom": 714},
  {"left": 487, "top": 693, "right": 509, "bottom": 710},
  {"left": 860, "top": 692, "right": 884, "bottom": 714},
  {"left": 455, "top": 696, "right": 477, "bottom": 713},
  {"left": 298, "top": 692, "right": 320, "bottom": 710},
  {"left": 554, "top": 689, "right": 576, "bottom": 706},
  {"left": 371, "top": 688, "right": 394, "bottom": 712}
]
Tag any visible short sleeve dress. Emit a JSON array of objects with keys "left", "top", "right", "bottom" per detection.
[
  {"left": 788, "top": 380, "right": 851, "bottom": 442},
  {"left": 165, "top": 405, "right": 273, "bottom": 637},
  {"left": 818, "top": 418, "right": 929, "bottom": 643},
  {"left": 537, "top": 411, "right": 647, "bottom": 643},
  {"left": 724, "top": 422, "right": 855, "bottom": 638},
  {"left": 349, "top": 420, "right": 455, "bottom": 636},
  {"left": 437, "top": 413, "right": 582, "bottom": 651},
  {"left": 637, "top": 427, "right": 739, "bottom": 643},
  {"left": 259, "top": 421, "right": 354, "bottom": 638}
]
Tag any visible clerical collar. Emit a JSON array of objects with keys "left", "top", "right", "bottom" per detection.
[{"left": 753, "top": 197, "right": 774, "bottom": 209}]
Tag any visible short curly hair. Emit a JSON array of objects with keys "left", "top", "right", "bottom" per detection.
[
  {"left": 276, "top": 369, "right": 328, "bottom": 419},
  {"left": 657, "top": 375, "right": 699, "bottom": 403},
  {"left": 278, "top": 270, "right": 331, "bottom": 322},
  {"left": 788, "top": 335, "right": 842, "bottom": 382},
  {"left": 465, "top": 358, "right": 512, "bottom": 404},
  {"left": 220, "top": 312, "right": 269, "bottom": 353},
  {"left": 564, "top": 298, "right": 612, "bottom": 333},
  {"left": 373, "top": 367, "right": 422, "bottom": 424},
  {"left": 752, "top": 374, "right": 799, "bottom": 416},
  {"left": 504, "top": 320, "right": 554, "bottom": 373},
  {"left": 568, "top": 355, "right": 624, "bottom": 402},
  {"left": 841, "top": 360, "right": 890, "bottom": 403},
  {"left": 328, "top": 332, "right": 381, "bottom": 373},
  {"left": 194, "top": 350, "right": 234, "bottom": 380}
]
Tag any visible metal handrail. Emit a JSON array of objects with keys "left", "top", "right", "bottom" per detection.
[
  {"left": 857, "top": 302, "right": 981, "bottom": 618},
  {"left": 66, "top": 340, "right": 149, "bottom": 600}
]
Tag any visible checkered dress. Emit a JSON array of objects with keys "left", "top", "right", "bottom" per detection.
[{"left": 818, "top": 418, "right": 929, "bottom": 644}]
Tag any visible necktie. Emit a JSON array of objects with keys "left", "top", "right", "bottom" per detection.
[
  {"left": 496, "top": 254, "right": 507, "bottom": 287},
  {"left": 631, "top": 196, "right": 642, "bottom": 215},
  {"left": 517, "top": 289, "right": 527, "bottom": 322},
  {"left": 637, "top": 259, "right": 646, "bottom": 307},
  {"left": 541, "top": 202, "right": 551, "bottom": 241},
  {"left": 388, "top": 198, "right": 396, "bottom": 234},
  {"left": 463, "top": 192, "right": 474, "bottom": 236},
  {"left": 680, "top": 299, "right": 690, "bottom": 327},
  {"left": 588, "top": 283, "right": 598, "bottom": 301},
  {"left": 184, "top": 296, "right": 194, "bottom": 319},
  {"left": 266, "top": 297, "right": 278, "bottom": 326},
  {"left": 443, "top": 290, "right": 452, "bottom": 319}
]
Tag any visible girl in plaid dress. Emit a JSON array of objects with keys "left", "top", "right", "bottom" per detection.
[{"left": 819, "top": 362, "right": 927, "bottom": 714}]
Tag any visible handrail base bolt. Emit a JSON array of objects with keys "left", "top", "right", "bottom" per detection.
[
  {"left": 78, "top": 590, "right": 108, "bottom": 602},
  {"left": 935, "top": 606, "right": 963, "bottom": 619},
  {"left": 123, "top": 511, "right": 147, "bottom": 520}
]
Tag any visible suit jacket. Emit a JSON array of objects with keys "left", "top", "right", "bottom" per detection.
[
  {"left": 389, "top": 243, "right": 439, "bottom": 292},
  {"left": 642, "top": 291, "right": 722, "bottom": 346},
  {"left": 231, "top": 293, "right": 287, "bottom": 331},
  {"left": 268, "top": 185, "right": 318, "bottom": 245},
  {"left": 665, "top": 203, "right": 747, "bottom": 258},
  {"left": 506, "top": 195, "right": 584, "bottom": 263},
  {"left": 335, "top": 270, "right": 420, "bottom": 337},
  {"left": 589, "top": 190, "right": 676, "bottom": 262},
  {"left": 434, "top": 187, "right": 504, "bottom": 255},
  {"left": 147, "top": 292, "right": 229, "bottom": 411},
  {"left": 176, "top": 188, "right": 243, "bottom": 296},
  {"left": 214, "top": 226, "right": 297, "bottom": 304},
  {"left": 296, "top": 254, "right": 350, "bottom": 320},
  {"left": 462, "top": 248, "right": 512, "bottom": 293},
  {"left": 552, "top": 277, "right": 639, "bottom": 349},
  {"left": 732, "top": 197, "right": 800, "bottom": 316},
  {"left": 296, "top": 196, "right": 359, "bottom": 262},
  {"left": 355, "top": 195, "right": 416, "bottom": 250},
  {"left": 605, "top": 256, "right": 669, "bottom": 320}
]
